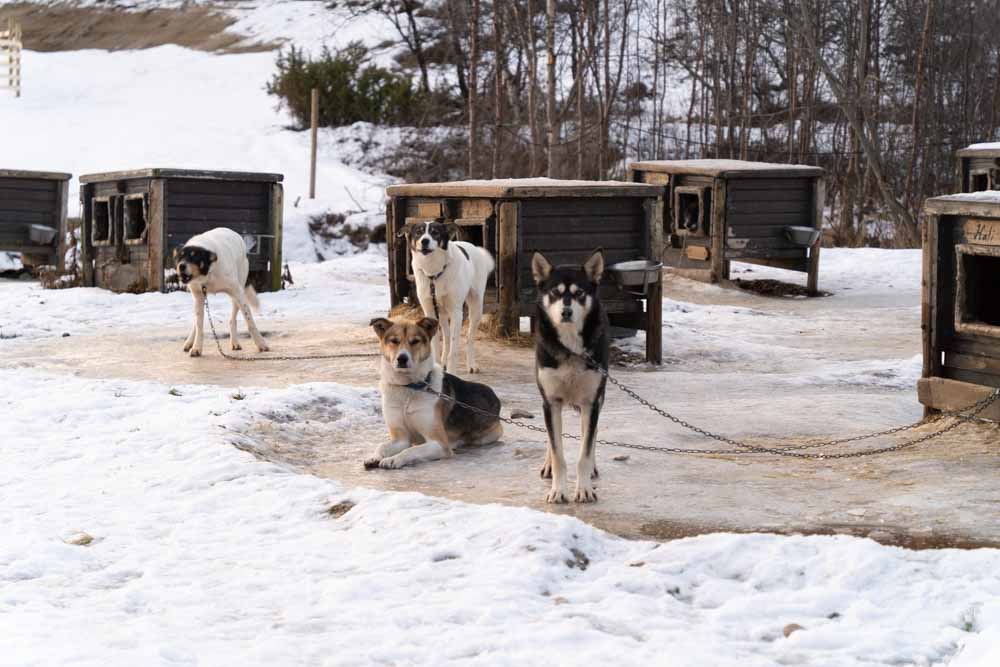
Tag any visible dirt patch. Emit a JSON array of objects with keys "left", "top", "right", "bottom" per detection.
[
  {"left": 0, "top": 2, "right": 275, "bottom": 53},
  {"left": 732, "top": 278, "right": 831, "bottom": 298}
]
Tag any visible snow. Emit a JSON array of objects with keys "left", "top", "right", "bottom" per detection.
[
  {"left": 0, "top": 46, "right": 394, "bottom": 263},
  {"left": 3, "top": 367, "right": 1000, "bottom": 666},
  {"left": 934, "top": 191, "right": 1000, "bottom": 203},
  {"left": 963, "top": 142, "right": 1000, "bottom": 151}
]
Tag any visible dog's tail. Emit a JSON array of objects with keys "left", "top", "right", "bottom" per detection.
[{"left": 244, "top": 284, "right": 261, "bottom": 313}]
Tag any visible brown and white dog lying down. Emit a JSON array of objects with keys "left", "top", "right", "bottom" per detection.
[{"left": 365, "top": 316, "right": 503, "bottom": 470}]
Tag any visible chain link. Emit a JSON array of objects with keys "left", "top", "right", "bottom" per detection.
[
  {"left": 203, "top": 294, "right": 380, "bottom": 362},
  {"left": 419, "top": 353, "right": 1000, "bottom": 459},
  {"left": 203, "top": 289, "right": 997, "bottom": 458}
]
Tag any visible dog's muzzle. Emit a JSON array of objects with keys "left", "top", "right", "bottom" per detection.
[
  {"left": 396, "top": 352, "right": 410, "bottom": 369},
  {"left": 561, "top": 308, "right": 574, "bottom": 323},
  {"left": 178, "top": 270, "right": 191, "bottom": 284}
]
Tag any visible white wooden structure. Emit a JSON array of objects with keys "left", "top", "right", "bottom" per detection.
[{"left": 1, "top": 18, "right": 22, "bottom": 98}]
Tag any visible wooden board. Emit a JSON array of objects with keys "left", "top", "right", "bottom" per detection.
[
  {"left": 80, "top": 169, "right": 283, "bottom": 184},
  {"left": 686, "top": 246, "right": 709, "bottom": 261},
  {"left": 386, "top": 179, "right": 661, "bottom": 199},
  {"left": 955, "top": 218, "right": 1000, "bottom": 246},
  {"left": 917, "top": 377, "right": 1000, "bottom": 419},
  {"left": 628, "top": 159, "right": 824, "bottom": 179}
]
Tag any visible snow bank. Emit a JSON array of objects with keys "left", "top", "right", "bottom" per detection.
[
  {"left": 2, "top": 368, "right": 998, "bottom": 666},
  {"left": 0, "top": 47, "right": 395, "bottom": 264}
]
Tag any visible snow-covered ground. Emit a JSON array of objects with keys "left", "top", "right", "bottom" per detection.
[{"left": 2, "top": 3, "right": 999, "bottom": 664}]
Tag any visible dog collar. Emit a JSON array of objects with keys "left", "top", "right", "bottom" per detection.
[
  {"left": 404, "top": 371, "right": 434, "bottom": 391},
  {"left": 424, "top": 264, "right": 448, "bottom": 281}
]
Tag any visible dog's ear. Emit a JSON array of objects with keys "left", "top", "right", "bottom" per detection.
[
  {"left": 445, "top": 222, "right": 461, "bottom": 239},
  {"left": 583, "top": 248, "right": 604, "bottom": 283},
  {"left": 209, "top": 251, "right": 218, "bottom": 264},
  {"left": 416, "top": 317, "right": 439, "bottom": 339},
  {"left": 531, "top": 252, "right": 553, "bottom": 284},
  {"left": 370, "top": 317, "right": 392, "bottom": 339},
  {"left": 396, "top": 222, "right": 415, "bottom": 239}
]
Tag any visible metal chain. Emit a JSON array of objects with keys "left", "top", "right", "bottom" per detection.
[{"left": 203, "top": 295, "right": 379, "bottom": 362}]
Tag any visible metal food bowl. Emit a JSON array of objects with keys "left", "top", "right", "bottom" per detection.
[
  {"left": 784, "top": 225, "right": 822, "bottom": 247},
  {"left": 607, "top": 259, "right": 663, "bottom": 296},
  {"left": 29, "top": 224, "right": 58, "bottom": 245}
]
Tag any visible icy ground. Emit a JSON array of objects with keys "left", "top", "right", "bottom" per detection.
[{"left": 2, "top": 249, "right": 1000, "bottom": 666}]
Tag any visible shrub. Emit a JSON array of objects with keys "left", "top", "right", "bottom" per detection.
[{"left": 267, "top": 43, "right": 427, "bottom": 128}]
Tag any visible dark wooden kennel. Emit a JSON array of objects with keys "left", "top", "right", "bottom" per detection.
[
  {"left": 956, "top": 145, "right": 1000, "bottom": 193},
  {"left": 919, "top": 194, "right": 1000, "bottom": 420},
  {"left": 384, "top": 179, "right": 665, "bottom": 363},
  {"left": 0, "top": 169, "right": 71, "bottom": 269},
  {"left": 627, "top": 160, "right": 825, "bottom": 294},
  {"left": 78, "top": 169, "right": 283, "bottom": 293}
]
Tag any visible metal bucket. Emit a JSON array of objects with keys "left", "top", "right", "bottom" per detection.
[
  {"left": 29, "top": 224, "right": 58, "bottom": 245},
  {"left": 607, "top": 259, "right": 663, "bottom": 296},
  {"left": 784, "top": 225, "right": 821, "bottom": 247}
]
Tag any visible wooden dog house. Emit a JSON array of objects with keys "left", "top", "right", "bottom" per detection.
[
  {"left": 78, "top": 169, "right": 283, "bottom": 293},
  {"left": 384, "top": 178, "right": 665, "bottom": 363},
  {"left": 0, "top": 169, "right": 71, "bottom": 269},
  {"left": 627, "top": 160, "right": 825, "bottom": 294},
  {"left": 919, "top": 194, "right": 1000, "bottom": 420},
  {"left": 956, "top": 144, "right": 1000, "bottom": 193}
]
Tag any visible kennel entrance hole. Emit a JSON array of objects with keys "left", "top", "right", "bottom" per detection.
[
  {"left": 673, "top": 187, "right": 710, "bottom": 237},
  {"left": 961, "top": 252, "right": 1000, "bottom": 328},
  {"left": 92, "top": 199, "right": 112, "bottom": 244},
  {"left": 124, "top": 196, "right": 147, "bottom": 242},
  {"left": 971, "top": 171, "right": 990, "bottom": 192}
]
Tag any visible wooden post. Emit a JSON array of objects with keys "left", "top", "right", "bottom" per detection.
[
  {"left": 270, "top": 183, "right": 284, "bottom": 292},
  {"left": 148, "top": 179, "right": 166, "bottom": 291},
  {"left": 807, "top": 178, "right": 825, "bottom": 295},
  {"left": 709, "top": 179, "right": 727, "bottom": 283},
  {"left": 80, "top": 185, "right": 94, "bottom": 286},
  {"left": 309, "top": 88, "right": 318, "bottom": 199},
  {"left": 497, "top": 201, "right": 519, "bottom": 335},
  {"left": 387, "top": 198, "right": 399, "bottom": 308},
  {"left": 55, "top": 178, "right": 69, "bottom": 271},
  {"left": 646, "top": 271, "right": 663, "bottom": 364}
]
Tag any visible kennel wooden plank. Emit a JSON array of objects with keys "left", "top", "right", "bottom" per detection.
[
  {"left": 629, "top": 160, "right": 823, "bottom": 179},
  {"left": 386, "top": 179, "right": 661, "bottom": 199},
  {"left": 497, "top": 201, "right": 519, "bottom": 335},
  {"left": 0, "top": 187, "right": 57, "bottom": 202},
  {"left": 165, "top": 207, "right": 269, "bottom": 225},
  {"left": 80, "top": 169, "right": 283, "bottom": 184},
  {"left": 166, "top": 192, "right": 269, "bottom": 209}
]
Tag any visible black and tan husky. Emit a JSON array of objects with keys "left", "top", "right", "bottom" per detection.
[{"left": 531, "top": 249, "right": 609, "bottom": 503}]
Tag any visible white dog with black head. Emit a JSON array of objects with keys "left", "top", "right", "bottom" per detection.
[
  {"left": 175, "top": 227, "right": 269, "bottom": 357},
  {"left": 399, "top": 220, "right": 495, "bottom": 374}
]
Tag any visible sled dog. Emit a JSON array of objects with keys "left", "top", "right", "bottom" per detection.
[
  {"left": 399, "top": 220, "right": 495, "bottom": 374},
  {"left": 175, "top": 227, "right": 268, "bottom": 357},
  {"left": 532, "top": 249, "right": 609, "bottom": 503},
  {"left": 365, "top": 316, "right": 503, "bottom": 469}
]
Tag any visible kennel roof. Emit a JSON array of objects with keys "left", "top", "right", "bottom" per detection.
[
  {"left": 629, "top": 159, "right": 824, "bottom": 178},
  {"left": 956, "top": 143, "right": 1000, "bottom": 158},
  {"left": 79, "top": 168, "right": 284, "bottom": 183},
  {"left": 0, "top": 169, "right": 71, "bottom": 180},
  {"left": 925, "top": 192, "right": 1000, "bottom": 216},
  {"left": 385, "top": 178, "right": 661, "bottom": 199}
]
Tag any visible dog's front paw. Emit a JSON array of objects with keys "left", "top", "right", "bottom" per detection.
[
  {"left": 189, "top": 348, "right": 202, "bottom": 358},
  {"left": 183, "top": 341, "right": 193, "bottom": 352},
  {"left": 573, "top": 483, "right": 598, "bottom": 503},
  {"left": 255, "top": 343, "right": 270, "bottom": 353},
  {"left": 231, "top": 342, "right": 242, "bottom": 351},
  {"left": 467, "top": 365, "right": 480, "bottom": 374},
  {"left": 363, "top": 457, "right": 381, "bottom": 470},
  {"left": 379, "top": 456, "right": 404, "bottom": 470},
  {"left": 545, "top": 486, "right": 568, "bottom": 504},
  {"left": 540, "top": 460, "right": 552, "bottom": 479}
]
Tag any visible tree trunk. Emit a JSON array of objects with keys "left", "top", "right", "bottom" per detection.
[
  {"left": 468, "top": 0, "right": 481, "bottom": 178},
  {"left": 546, "top": 0, "right": 558, "bottom": 178},
  {"left": 402, "top": 0, "right": 431, "bottom": 94},
  {"left": 492, "top": 1, "right": 505, "bottom": 178},
  {"left": 903, "top": 0, "right": 935, "bottom": 209}
]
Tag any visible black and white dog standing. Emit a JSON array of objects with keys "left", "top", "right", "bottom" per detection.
[
  {"left": 532, "top": 249, "right": 609, "bottom": 504},
  {"left": 175, "top": 227, "right": 269, "bottom": 357},
  {"left": 400, "top": 221, "right": 495, "bottom": 374}
]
